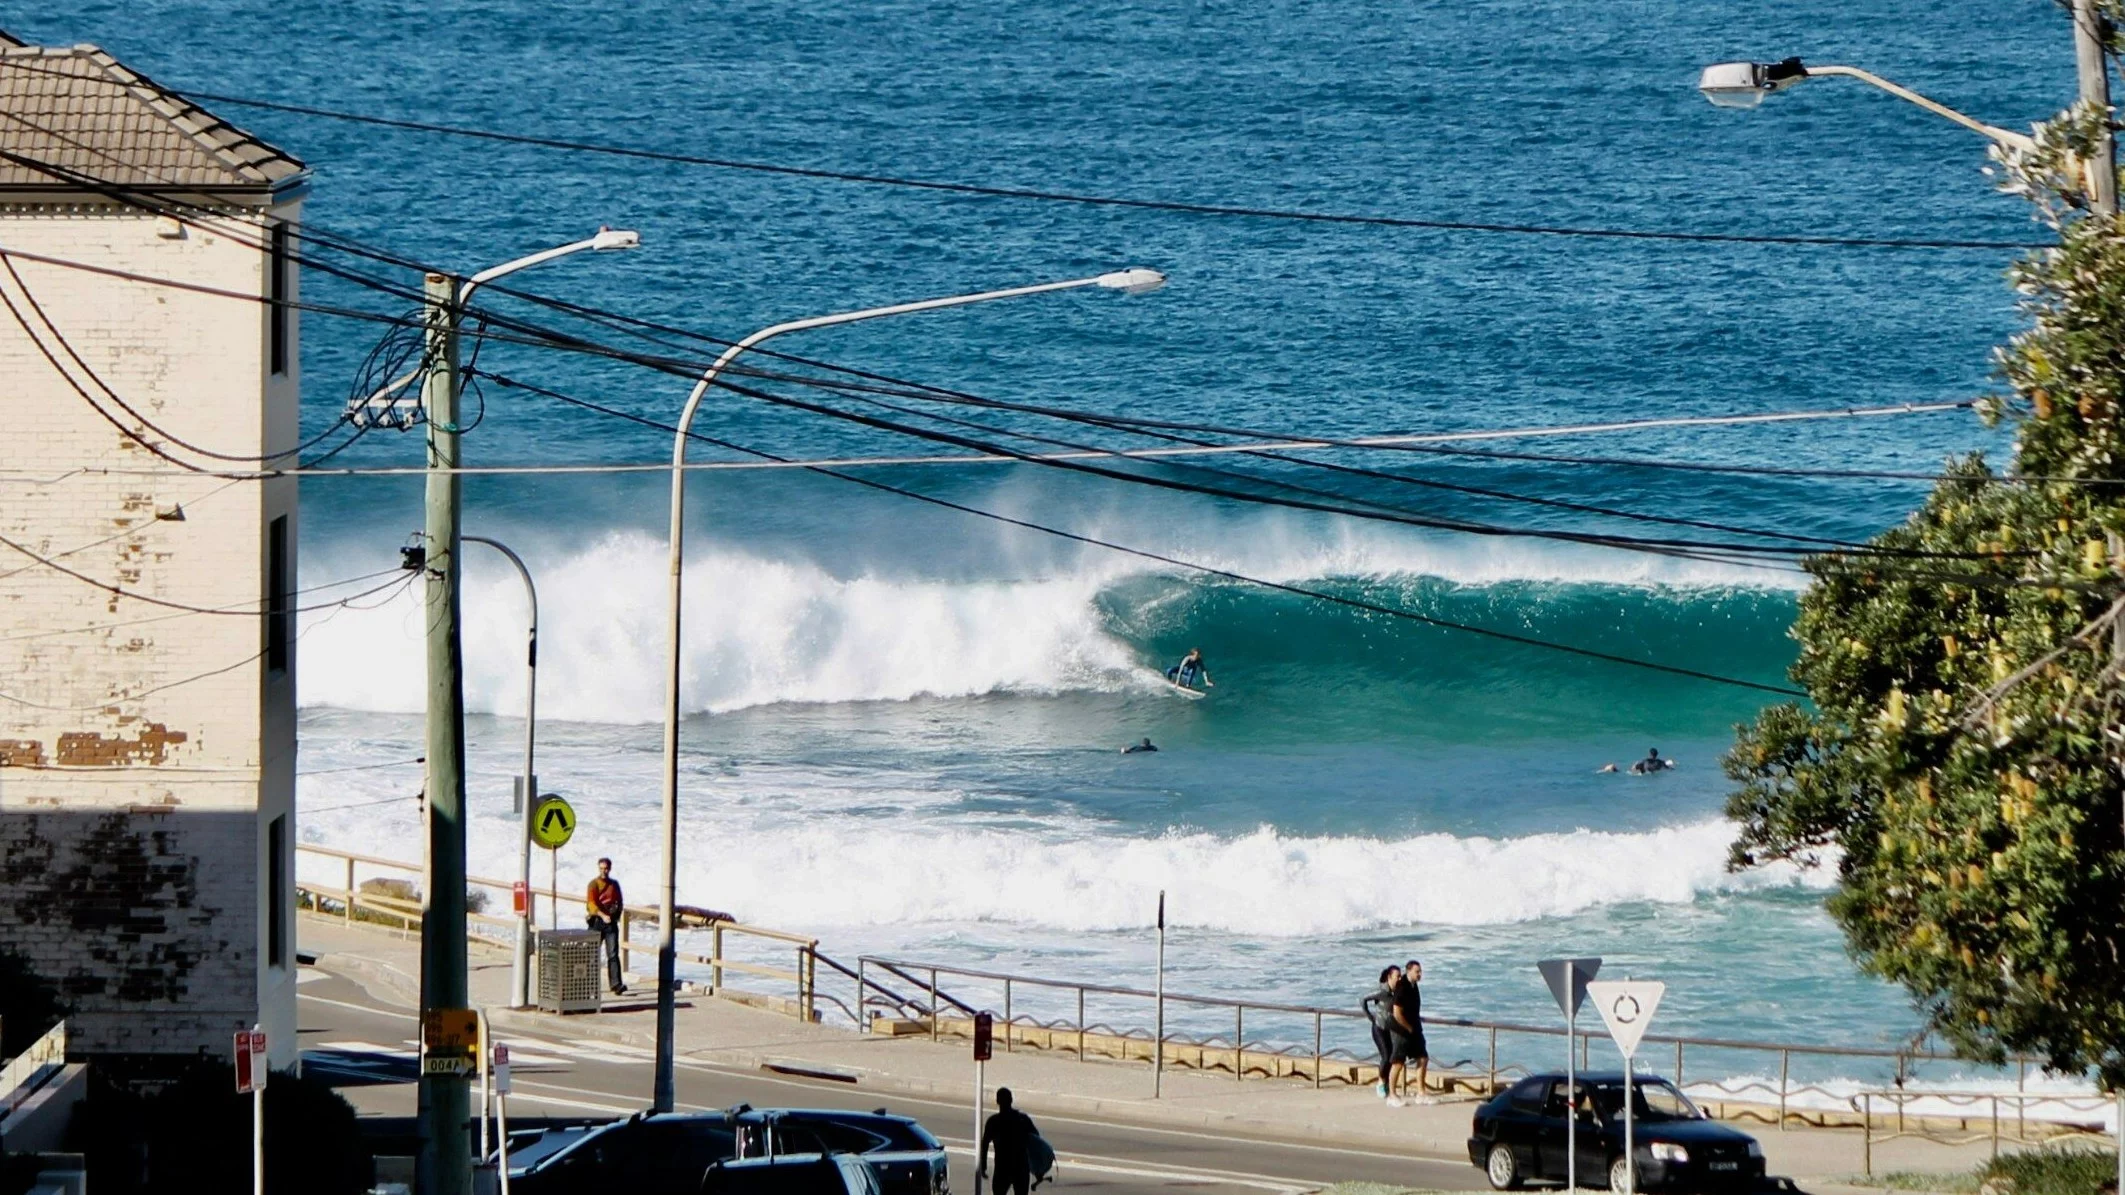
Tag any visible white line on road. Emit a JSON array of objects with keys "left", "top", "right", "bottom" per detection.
[{"left": 935, "top": 1142, "right": 1313, "bottom": 1193}]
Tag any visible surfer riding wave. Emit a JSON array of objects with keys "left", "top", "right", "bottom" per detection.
[{"left": 1165, "top": 647, "right": 1213, "bottom": 691}]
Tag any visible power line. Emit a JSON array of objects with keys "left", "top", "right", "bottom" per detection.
[
  {"left": 133, "top": 78, "right": 2046, "bottom": 253},
  {"left": 298, "top": 757, "right": 423, "bottom": 777}
]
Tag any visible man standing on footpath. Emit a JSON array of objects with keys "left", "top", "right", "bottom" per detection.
[
  {"left": 978, "top": 1087, "right": 1040, "bottom": 1195},
  {"left": 586, "top": 857, "right": 628, "bottom": 995},
  {"left": 1396, "top": 958, "right": 1431, "bottom": 1103}
]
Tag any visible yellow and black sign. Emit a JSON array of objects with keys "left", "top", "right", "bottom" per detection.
[
  {"left": 421, "top": 1007, "right": 479, "bottom": 1076},
  {"left": 531, "top": 794, "right": 576, "bottom": 850}
]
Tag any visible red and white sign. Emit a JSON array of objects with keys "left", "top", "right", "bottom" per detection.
[
  {"left": 512, "top": 881, "right": 531, "bottom": 917},
  {"left": 493, "top": 1043, "right": 512, "bottom": 1095},
  {"left": 235, "top": 1026, "right": 268, "bottom": 1093}
]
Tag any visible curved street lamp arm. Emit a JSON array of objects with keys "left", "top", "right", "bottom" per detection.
[{"left": 1804, "top": 64, "right": 2036, "bottom": 152}]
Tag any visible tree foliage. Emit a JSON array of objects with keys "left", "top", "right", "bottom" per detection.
[{"left": 1723, "top": 101, "right": 2125, "bottom": 1088}]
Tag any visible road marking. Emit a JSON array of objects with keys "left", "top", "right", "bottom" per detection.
[
  {"left": 935, "top": 1142, "right": 1314, "bottom": 1193},
  {"left": 300, "top": 980, "right": 1465, "bottom": 1176}
]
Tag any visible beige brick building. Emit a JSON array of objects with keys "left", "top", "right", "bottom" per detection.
[{"left": 0, "top": 40, "right": 307, "bottom": 1066}]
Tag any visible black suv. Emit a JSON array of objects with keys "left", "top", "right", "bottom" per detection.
[
  {"left": 491, "top": 1106, "right": 947, "bottom": 1195},
  {"left": 498, "top": 1112, "right": 737, "bottom": 1193},
  {"left": 1468, "top": 1073, "right": 1766, "bottom": 1192},
  {"left": 731, "top": 1106, "right": 949, "bottom": 1195}
]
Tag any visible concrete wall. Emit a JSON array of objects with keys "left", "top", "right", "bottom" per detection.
[{"left": 0, "top": 201, "right": 300, "bottom": 1065}]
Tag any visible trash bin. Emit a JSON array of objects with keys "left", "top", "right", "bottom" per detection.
[{"left": 536, "top": 929, "right": 604, "bottom": 1013}]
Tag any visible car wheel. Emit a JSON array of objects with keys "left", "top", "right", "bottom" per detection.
[
  {"left": 1608, "top": 1156, "right": 1634, "bottom": 1192},
  {"left": 1485, "top": 1144, "right": 1522, "bottom": 1191}
]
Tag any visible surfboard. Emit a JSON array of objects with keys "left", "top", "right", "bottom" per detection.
[
  {"left": 1154, "top": 673, "right": 1208, "bottom": 699},
  {"left": 1027, "top": 1134, "right": 1057, "bottom": 1185}
]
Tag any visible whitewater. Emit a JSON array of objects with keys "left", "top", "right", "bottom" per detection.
[{"left": 61, "top": 0, "right": 2099, "bottom": 1101}]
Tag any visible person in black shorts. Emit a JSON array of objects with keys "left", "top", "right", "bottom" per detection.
[
  {"left": 1360, "top": 965, "right": 1405, "bottom": 1104},
  {"left": 980, "top": 1086, "right": 1040, "bottom": 1195},
  {"left": 1398, "top": 958, "right": 1431, "bottom": 1103}
]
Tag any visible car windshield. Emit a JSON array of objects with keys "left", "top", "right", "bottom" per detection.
[
  {"left": 1579, "top": 1080, "right": 1703, "bottom": 1122},
  {"left": 499, "top": 1124, "right": 592, "bottom": 1172}
]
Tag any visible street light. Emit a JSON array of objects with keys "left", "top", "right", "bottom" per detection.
[
  {"left": 648, "top": 267, "right": 1168, "bottom": 1111},
  {"left": 464, "top": 535, "right": 540, "bottom": 1010},
  {"left": 1697, "top": 57, "right": 2035, "bottom": 152},
  {"left": 415, "top": 227, "right": 637, "bottom": 1195}
]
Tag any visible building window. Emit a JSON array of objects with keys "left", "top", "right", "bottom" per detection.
[
  {"left": 268, "top": 814, "right": 288, "bottom": 968},
  {"left": 267, "top": 516, "right": 288, "bottom": 674},
  {"left": 269, "top": 223, "right": 289, "bottom": 376}
]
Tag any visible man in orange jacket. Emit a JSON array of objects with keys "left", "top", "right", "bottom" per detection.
[{"left": 586, "top": 857, "right": 627, "bottom": 995}]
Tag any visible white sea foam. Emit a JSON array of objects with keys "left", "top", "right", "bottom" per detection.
[{"left": 298, "top": 519, "right": 1793, "bottom": 720}]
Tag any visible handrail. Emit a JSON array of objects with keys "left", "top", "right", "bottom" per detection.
[
  {"left": 294, "top": 843, "right": 823, "bottom": 1022},
  {"left": 857, "top": 954, "right": 2042, "bottom": 1064}
]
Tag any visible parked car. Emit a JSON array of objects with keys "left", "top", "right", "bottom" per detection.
[
  {"left": 495, "top": 1111, "right": 738, "bottom": 1193},
  {"left": 702, "top": 1153, "right": 885, "bottom": 1195},
  {"left": 730, "top": 1106, "right": 949, "bottom": 1195},
  {"left": 1468, "top": 1072, "right": 1766, "bottom": 1192}
]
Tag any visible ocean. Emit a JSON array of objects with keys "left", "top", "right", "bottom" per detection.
[{"left": 22, "top": 0, "right": 2087, "bottom": 1089}]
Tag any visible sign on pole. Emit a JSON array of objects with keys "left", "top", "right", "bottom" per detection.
[
  {"left": 234, "top": 1027, "right": 268, "bottom": 1093},
  {"left": 423, "top": 1007, "right": 480, "bottom": 1076},
  {"left": 493, "top": 1043, "right": 512, "bottom": 1095},
  {"left": 1586, "top": 980, "right": 1665, "bottom": 1058},
  {"left": 973, "top": 1011, "right": 994, "bottom": 1061},
  {"left": 512, "top": 881, "right": 531, "bottom": 917},
  {"left": 530, "top": 795, "right": 576, "bottom": 850},
  {"left": 1538, "top": 958, "right": 1602, "bottom": 1020},
  {"left": 1537, "top": 959, "right": 1599, "bottom": 1193},
  {"left": 1585, "top": 979, "right": 1666, "bottom": 1195}
]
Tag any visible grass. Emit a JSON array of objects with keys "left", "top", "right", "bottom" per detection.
[
  {"left": 1843, "top": 1145, "right": 2118, "bottom": 1195},
  {"left": 1978, "top": 1145, "right": 2120, "bottom": 1195}
]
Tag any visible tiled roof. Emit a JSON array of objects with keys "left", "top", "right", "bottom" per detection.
[{"left": 0, "top": 43, "right": 304, "bottom": 197}]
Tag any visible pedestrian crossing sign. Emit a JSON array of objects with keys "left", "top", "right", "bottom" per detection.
[{"left": 531, "top": 795, "right": 576, "bottom": 849}]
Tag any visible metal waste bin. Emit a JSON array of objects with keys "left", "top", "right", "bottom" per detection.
[{"left": 536, "top": 929, "right": 604, "bottom": 1013}]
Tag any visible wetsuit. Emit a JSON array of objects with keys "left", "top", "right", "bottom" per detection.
[{"left": 982, "top": 1107, "right": 1039, "bottom": 1195}]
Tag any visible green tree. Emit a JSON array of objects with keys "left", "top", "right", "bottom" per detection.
[{"left": 1723, "top": 103, "right": 2125, "bottom": 1087}]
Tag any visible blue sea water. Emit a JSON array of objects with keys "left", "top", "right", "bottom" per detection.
[{"left": 17, "top": 0, "right": 2087, "bottom": 1081}]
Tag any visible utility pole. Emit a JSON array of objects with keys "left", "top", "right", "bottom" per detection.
[
  {"left": 2075, "top": 0, "right": 2118, "bottom": 215},
  {"left": 417, "top": 270, "right": 472, "bottom": 1195}
]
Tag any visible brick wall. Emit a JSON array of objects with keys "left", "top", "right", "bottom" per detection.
[{"left": 0, "top": 202, "right": 300, "bottom": 1063}]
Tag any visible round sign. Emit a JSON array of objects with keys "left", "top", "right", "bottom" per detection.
[{"left": 530, "top": 794, "right": 576, "bottom": 849}]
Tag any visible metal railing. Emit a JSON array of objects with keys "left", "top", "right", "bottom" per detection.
[
  {"left": 0, "top": 1021, "right": 66, "bottom": 1124},
  {"left": 294, "top": 844, "right": 821, "bottom": 1020},
  {"left": 852, "top": 956, "right": 2073, "bottom": 1127},
  {"left": 1852, "top": 1089, "right": 2119, "bottom": 1175}
]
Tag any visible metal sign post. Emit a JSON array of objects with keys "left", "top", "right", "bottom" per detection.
[
  {"left": 1538, "top": 958, "right": 1601, "bottom": 1191},
  {"left": 973, "top": 1012, "right": 993, "bottom": 1195},
  {"left": 494, "top": 1043, "right": 514, "bottom": 1195},
  {"left": 235, "top": 1025, "right": 268, "bottom": 1195},
  {"left": 1586, "top": 979, "right": 1666, "bottom": 1195},
  {"left": 1154, "top": 890, "right": 1165, "bottom": 1099},
  {"left": 534, "top": 793, "right": 573, "bottom": 933}
]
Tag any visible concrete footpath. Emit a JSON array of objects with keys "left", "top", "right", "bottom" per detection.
[{"left": 301, "top": 915, "right": 1995, "bottom": 1194}]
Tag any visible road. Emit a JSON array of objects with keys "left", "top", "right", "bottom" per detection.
[{"left": 297, "top": 965, "right": 1486, "bottom": 1193}]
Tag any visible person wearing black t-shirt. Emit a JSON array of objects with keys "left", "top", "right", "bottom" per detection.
[{"left": 1397, "top": 959, "right": 1431, "bottom": 1103}]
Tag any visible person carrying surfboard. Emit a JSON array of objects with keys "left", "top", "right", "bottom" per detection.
[
  {"left": 1166, "top": 647, "right": 1213, "bottom": 691},
  {"left": 979, "top": 1087, "right": 1049, "bottom": 1195}
]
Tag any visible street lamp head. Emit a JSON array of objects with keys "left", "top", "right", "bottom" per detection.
[
  {"left": 1698, "top": 58, "right": 1808, "bottom": 109},
  {"left": 590, "top": 226, "right": 642, "bottom": 251},
  {"left": 1096, "top": 267, "right": 1167, "bottom": 295}
]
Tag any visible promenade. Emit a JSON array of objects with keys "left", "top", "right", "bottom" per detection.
[{"left": 299, "top": 914, "right": 2011, "bottom": 1194}]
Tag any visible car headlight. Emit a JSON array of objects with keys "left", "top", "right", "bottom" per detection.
[
  {"left": 1746, "top": 1140, "right": 1764, "bottom": 1159},
  {"left": 1649, "top": 1143, "right": 1689, "bottom": 1163}
]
